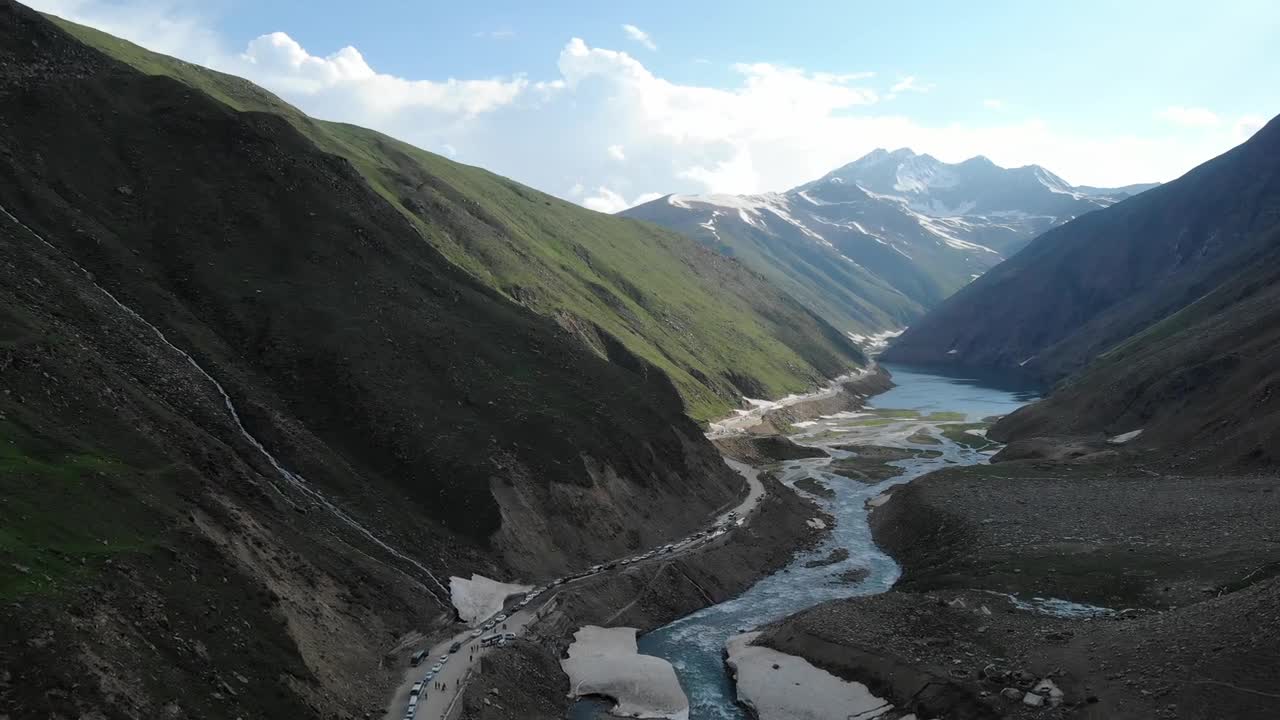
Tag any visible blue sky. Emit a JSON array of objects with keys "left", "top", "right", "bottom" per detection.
[{"left": 32, "top": 0, "right": 1279, "bottom": 210}]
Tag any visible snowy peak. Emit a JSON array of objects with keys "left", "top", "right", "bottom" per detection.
[{"left": 797, "top": 149, "right": 1154, "bottom": 219}]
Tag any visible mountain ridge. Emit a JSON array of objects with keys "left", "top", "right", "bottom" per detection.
[
  {"left": 625, "top": 149, "right": 1155, "bottom": 343},
  {"left": 45, "top": 12, "right": 866, "bottom": 422}
]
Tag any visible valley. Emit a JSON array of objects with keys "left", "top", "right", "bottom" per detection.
[{"left": 2, "top": 2, "right": 1278, "bottom": 720}]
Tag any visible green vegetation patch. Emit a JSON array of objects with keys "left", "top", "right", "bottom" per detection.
[
  {"left": 0, "top": 420, "right": 163, "bottom": 598},
  {"left": 938, "top": 422, "right": 999, "bottom": 451},
  {"left": 49, "top": 15, "right": 866, "bottom": 421}
]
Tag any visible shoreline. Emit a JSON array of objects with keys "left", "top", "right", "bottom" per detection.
[
  {"left": 749, "top": 456, "right": 1280, "bottom": 719},
  {"left": 708, "top": 364, "right": 893, "bottom": 438}
]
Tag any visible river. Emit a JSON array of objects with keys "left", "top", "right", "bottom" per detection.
[{"left": 571, "top": 363, "right": 1037, "bottom": 719}]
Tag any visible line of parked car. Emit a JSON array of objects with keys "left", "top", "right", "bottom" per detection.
[
  {"left": 398, "top": 508, "right": 746, "bottom": 718},
  {"left": 401, "top": 643, "right": 462, "bottom": 719}
]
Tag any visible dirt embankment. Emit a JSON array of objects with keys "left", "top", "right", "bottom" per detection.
[
  {"left": 754, "top": 366, "right": 894, "bottom": 433},
  {"left": 454, "top": 473, "right": 831, "bottom": 719},
  {"left": 870, "top": 462, "right": 1280, "bottom": 609},
  {"left": 713, "top": 434, "right": 829, "bottom": 465},
  {"left": 761, "top": 581, "right": 1280, "bottom": 720},
  {"left": 752, "top": 457, "right": 1280, "bottom": 719}
]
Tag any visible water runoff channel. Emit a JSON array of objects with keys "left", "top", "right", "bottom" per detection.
[{"left": 572, "top": 363, "right": 1040, "bottom": 720}]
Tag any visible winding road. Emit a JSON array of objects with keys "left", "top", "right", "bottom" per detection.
[{"left": 383, "top": 458, "right": 766, "bottom": 720}]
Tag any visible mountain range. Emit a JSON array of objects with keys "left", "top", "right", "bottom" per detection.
[
  {"left": 624, "top": 149, "right": 1156, "bottom": 339},
  {"left": 886, "top": 112, "right": 1280, "bottom": 467}
]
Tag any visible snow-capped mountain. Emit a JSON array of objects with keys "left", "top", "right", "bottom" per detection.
[{"left": 622, "top": 149, "right": 1154, "bottom": 339}]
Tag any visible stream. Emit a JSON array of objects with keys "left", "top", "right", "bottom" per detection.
[{"left": 571, "top": 363, "right": 1037, "bottom": 719}]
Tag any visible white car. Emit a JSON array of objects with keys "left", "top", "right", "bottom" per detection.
[
  {"left": 495, "top": 613, "right": 507, "bottom": 622},
  {"left": 430, "top": 663, "right": 443, "bottom": 673},
  {"left": 438, "top": 655, "right": 449, "bottom": 664}
]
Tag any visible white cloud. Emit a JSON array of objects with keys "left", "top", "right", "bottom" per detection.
[
  {"left": 28, "top": 1, "right": 1265, "bottom": 200},
  {"left": 888, "top": 75, "right": 934, "bottom": 97},
  {"left": 622, "top": 24, "right": 657, "bottom": 51},
  {"left": 607, "top": 144, "right": 627, "bottom": 161},
  {"left": 472, "top": 29, "right": 515, "bottom": 39},
  {"left": 583, "top": 187, "right": 660, "bottom": 213},
  {"left": 441, "top": 143, "right": 459, "bottom": 157},
  {"left": 1156, "top": 106, "right": 1221, "bottom": 127},
  {"left": 234, "top": 32, "right": 526, "bottom": 118},
  {"left": 982, "top": 99, "right": 1005, "bottom": 110}
]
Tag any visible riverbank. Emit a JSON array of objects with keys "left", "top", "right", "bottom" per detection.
[
  {"left": 708, "top": 366, "right": 893, "bottom": 437},
  {"left": 455, "top": 471, "right": 830, "bottom": 719},
  {"left": 748, "top": 456, "right": 1280, "bottom": 719}
]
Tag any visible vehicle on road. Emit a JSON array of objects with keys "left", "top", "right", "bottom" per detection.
[
  {"left": 495, "top": 613, "right": 507, "bottom": 622},
  {"left": 438, "top": 654, "right": 449, "bottom": 664},
  {"left": 449, "top": 641, "right": 462, "bottom": 653},
  {"left": 410, "top": 649, "right": 427, "bottom": 667},
  {"left": 481, "top": 633, "right": 504, "bottom": 647},
  {"left": 483, "top": 620, "right": 495, "bottom": 631},
  {"left": 411, "top": 681, "right": 423, "bottom": 697},
  {"left": 430, "top": 663, "right": 443, "bottom": 673},
  {"left": 552, "top": 578, "right": 565, "bottom": 586}
]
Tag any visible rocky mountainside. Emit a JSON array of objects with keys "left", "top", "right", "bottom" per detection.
[
  {"left": 623, "top": 149, "right": 1148, "bottom": 339},
  {"left": 886, "top": 116, "right": 1280, "bottom": 378},
  {"left": 0, "top": 3, "right": 811, "bottom": 717},
  {"left": 49, "top": 15, "right": 867, "bottom": 422},
  {"left": 884, "top": 114, "right": 1280, "bottom": 464}
]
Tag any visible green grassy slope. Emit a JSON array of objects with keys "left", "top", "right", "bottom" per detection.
[{"left": 50, "top": 16, "right": 865, "bottom": 420}]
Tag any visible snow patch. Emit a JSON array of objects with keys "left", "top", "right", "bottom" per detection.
[
  {"left": 562, "top": 626, "right": 689, "bottom": 720},
  {"left": 1108, "top": 429, "right": 1144, "bottom": 444},
  {"left": 725, "top": 633, "right": 893, "bottom": 720},
  {"left": 450, "top": 574, "right": 532, "bottom": 626}
]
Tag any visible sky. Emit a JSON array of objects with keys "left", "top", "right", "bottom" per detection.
[{"left": 30, "top": 0, "right": 1279, "bottom": 212}]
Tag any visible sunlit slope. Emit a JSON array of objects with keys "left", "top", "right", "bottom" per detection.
[{"left": 51, "top": 16, "right": 866, "bottom": 420}]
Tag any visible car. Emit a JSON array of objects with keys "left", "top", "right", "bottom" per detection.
[
  {"left": 423, "top": 670, "right": 434, "bottom": 681},
  {"left": 470, "top": 628, "right": 483, "bottom": 637},
  {"left": 410, "top": 649, "right": 428, "bottom": 667},
  {"left": 411, "top": 681, "right": 423, "bottom": 697},
  {"left": 620, "top": 559, "right": 631, "bottom": 566},
  {"left": 590, "top": 564, "right": 602, "bottom": 572},
  {"left": 552, "top": 578, "right": 565, "bottom": 586},
  {"left": 483, "top": 620, "right": 495, "bottom": 631},
  {"left": 516, "top": 599, "right": 528, "bottom": 609},
  {"left": 449, "top": 641, "right": 462, "bottom": 653},
  {"left": 495, "top": 613, "right": 507, "bottom": 622},
  {"left": 430, "top": 663, "right": 443, "bottom": 673},
  {"left": 439, "top": 654, "right": 449, "bottom": 664}
]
